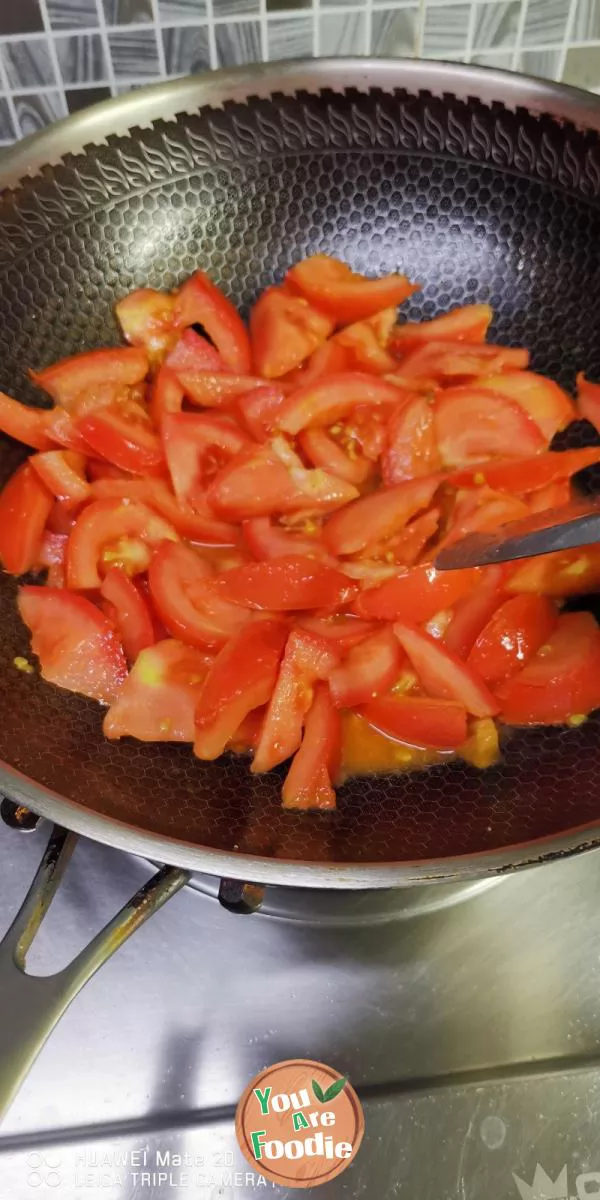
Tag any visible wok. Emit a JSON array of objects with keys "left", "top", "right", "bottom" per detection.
[{"left": 1, "top": 58, "right": 600, "bottom": 1115}]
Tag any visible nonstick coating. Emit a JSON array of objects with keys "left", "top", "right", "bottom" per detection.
[{"left": 1, "top": 61, "right": 600, "bottom": 886}]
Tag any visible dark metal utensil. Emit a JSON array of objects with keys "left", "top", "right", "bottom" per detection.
[{"left": 435, "top": 499, "right": 600, "bottom": 570}]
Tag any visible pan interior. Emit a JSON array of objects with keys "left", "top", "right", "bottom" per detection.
[{"left": 0, "top": 80, "right": 600, "bottom": 874}]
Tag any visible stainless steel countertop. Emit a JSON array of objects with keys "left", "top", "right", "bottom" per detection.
[{"left": 2, "top": 823, "right": 600, "bottom": 1197}]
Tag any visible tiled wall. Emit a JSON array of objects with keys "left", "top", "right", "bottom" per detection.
[{"left": 0, "top": 0, "right": 598, "bottom": 144}]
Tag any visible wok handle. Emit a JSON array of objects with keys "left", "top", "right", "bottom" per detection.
[{"left": 0, "top": 824, "right": 190, "bottom": 1120}]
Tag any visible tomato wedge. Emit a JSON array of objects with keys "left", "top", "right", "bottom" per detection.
[
  {"left": 90, "top": 476, "right": 238, "bottom": 545},
  {"left": 391, "top": 303, "right": 493, "bottom": 352},
  {"left": 329, "top": 628, "right": 402, "bottom": 708},
  {"left": 480, "top": 371, "right": 575, "bottom": 441},
  {"left": 334, "top": 309, "right": 397, "bottom": 374},
  {"left": 115, "top": 288, "right": 177, "bottom": 366},
  {"left": 393, "top": 340, "right": 529, "bottom": 384},
  {"left": 0, "top": 392, "right": 54, "bottom": 450},
  {"left": 382, "top": 394, "right": 440, "bottom": 483},
  {"left": 296, "top": 615, "right": 376, "bottom": 647},
  {"left": 286, "top": 255, "right": 418, "bottom": 324},
  {"left": 443, "top": 566, "right": 506, "bottom": 659},
  {"left": 496, "top": 612, "right": 600, "bottom": 724},
  {"left": 278, "top": 372, "right": 399, "bottom": 435},
  {"left": 360, "top": 694, "right": 468, "bottom": 750},
  {"left": 178, "top": 371, "right": 266, "bottom": 408},
  {"left": 32, "top": 347, "right": 149, "bottom": 410},
  {"left": 194, "top": 619, "right": 288, "bottom": 759},
  {"left": 468, "top": 594, "right": 558, "bottom": 686},
  {"left": 100, "top": 566, "right": 156, "bottom": 664},
  {"left": 161, "top": 412, "right": 249, "bottom": 510},
  {"left": 0, "top": 461, "right": 54, "bottom": 575},
  {"left": 281, "top": 683, "right": 340, "bottom": 810},
  {"left": 18, "top": 585, "right": 127, "bottom": 703},
  {"left": 173, "top": 270, "right": 251, "bottom": 374},
  {"left": 435, "top": 386, "right": 546, "bottom": 467},
  {"left": 30, "top": 449, "right": 90, "bottom": 504},
  {"left": 242, "top": 516, "right": 332, "bottom": 562},
  {"left": 393, "top": 621, "right": 499, "bottom": 716},
  {"left": 353, "top": 564, "right": 477, "bottom": 622},
  {"left": 447, "top": 447, "right": 600, "bottom": 493},
  {"left": 66, "top": 498, "right": 178, "bottom": 589},
  {"left": 149, "top": 366, "right": 184, "bottom": 425},
  {"left": 298, "top": 427, "right": 374, "bottom": 486},
  {"left": 250, "top": 286, "right": 334, "bottom": 379},
  {"left": 237, "top": 385, "right": 288, "bottom": 441},
  {"left": 252, "top": 629, "right": 339, "bottom": 772},
  {"left": 165, "top": 327, "right": 224, "bottom": 373},
  {"left": 77, "top": 403, "right": 164, "bottom": 474},
  {"left": 507, "top": 545, "right": 600, "bottom": 597},
  {"left": 324, "top": 475, "right": 441, "bottom": 557},
  {"left": 148, "top": 540, "right": 251, "bottom": 649},
  {"left": 104, "top": 638, "right": 213, "bottom": 741},
  {"left": 216, "top": 555, "right": 355, "bottom": 611},
  {"left": 208, "top": 444, "right": 358, "bottom": 520}
]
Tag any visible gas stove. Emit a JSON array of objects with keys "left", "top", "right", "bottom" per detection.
[{"left": 2, "top": 819, "right": 600, "bottom": 1198}]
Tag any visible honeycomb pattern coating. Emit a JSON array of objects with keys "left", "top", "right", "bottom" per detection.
[{"left": 1, "top": 86, "right": 600, "bottom": 877}]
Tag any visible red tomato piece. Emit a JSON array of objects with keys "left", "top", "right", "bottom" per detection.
[
  {"left": 382, "top": 394, "right": 441, "bottom": 483},
  {"left": 0, "top": 391, "right": 54, "bottom": 450},
  {"left": 252, "top": 629, "right": 339, "bottom": 772},
  {"left": 0, "top": 461, "right": 54, "bottom": 574},
  {"left": 148, "top": 540, "right": 251, "bottom": 649},
  {"left": 208, "top": 444, "right": 358, "bottom": 520},
  {"left": 393, "top": 340, "right": 529, "bottom": 384},
  {"left": 194, "top": 619, "right": 288, "bottom": 759},
  {"left": 391, "top": 303, "right": 493, "bottom": 352},
  {"left": 359, "top": 506, "right": 440, "bottom": 570},
  {"left": 115, "top": 288, "right": 177, "bottom": 366},
  {"left": 447, "top": 447, "right": 600, "bottom": 493},
  {"left": 329, "top": 628, "right": 402, "bottom": 708},
  {"left": 434, "top": 385, "right": 546, "bottom": 467},
  {"left": 353, "top": 564, "right": 477, "bottom": 623},
  {"left": 443, "top": 566, "right": 507, "bottom": 659},
  {"left": 100, "top": 566, "right": 156, "bottom": 664},
  {"left": 45, "top": 407, "right": 93, "bottom": 453},
  {"left": 298, "top": 427, "right": 374, "bottom": 486},
  {"left": 66, "top": 498, "right": 178, "bottom": 589},
  {"left": 393, "top": 621, "right": 500, "bottom": 717},
  {"left": 360, "top": 694, "right": 468, "bottom": 750},
  {"left": 149, "top": 367, "right": 184, "bottom": 425},
  {"left": 496, "top": 612, "right": 600, "bottom": 724},
  {"left": 173, "top": 270, "right": 251, "bottom": 374},
  {"left": 46, "top": 496, "right": 82, "bottom": 535},
  {"left": 18, "top": 585, "right": 127, "bottom": 704},
  {"left": 178, "top": 371, "right": 266, "bottom": 408},
  {"left": 507, "top": 545, "right": 600, "bottom": 597},
  {"left": 242, "top": 516, "right": 332, "bottom": 562},
  {"left": 250, "top": 286, "right": 334, "bottom": 379},
  {"left": 576, "top": 372, "right": 600, "bottom": 433},
  {"left": 77, "top": 403, "right": 164, "bottom": 475},
  {"left": 103, "top": 638, "right": 213, "bottom": 741},
  {"left": 286, "top": 341, "right": 350, "bottom": 390},
  {"left": 527, "top": 479, "right": 572, "bottom": 513},
  {"left": 479, "top": 371, "right": 575, "bottom": 441},
  {"left": 334, "top": 309, "right": 397, "bottom": 374},
  {"left": 216, "top": 555, "right": 356, "bottom": 611},
  {"left": 165, "top": 327, "right": 224, "bottom": 374},
  {"left": 468, "top": 594, "right": 558, "bottom": 686},
  {"left": 324, "top": 474, "right": 441, "bottom": 557},
  {"left": 438, "top": 488, "right": 529, "bottom": 551},
  {"left": 286, "top": 255, "right": 419, "bottom": 325},
  {"left": 31, "top": 347, "right": 149, "bottom": 410},
  {"left": 237, "top": 386, "right": 288, "bottom": 442},
  {"left": 296, "top": 615, "right": 376, "bottom": 647},
  {"left": 30, "top": 449, "right": 90, "bottom": 503},
  {"left": 90, "top": 476, "right": 238, "bottom": 544},
  {"left": 161, "top": 412, "right": 249, "bottom": 510},
  {"left": 278, "top": 372, "right": 400, "bottom": 435},
  {"left": 281, "top": 683, "right": 341, "bottom": 810}
]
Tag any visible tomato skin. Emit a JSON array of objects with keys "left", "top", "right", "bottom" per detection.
[
  {"left": 31, "top": 347, "right": 149, "bottom": 410},
  {"left": 104, "top": 638, "right": 213, "bottom": 741},
  {"left": 161, "top": 412, "right": 249, "bottom": 510},
  {"left": 66, "top": 498, "right": 178, "bottom": 589},
  {"left": 329, "top": 628, "right": 402, "bottom": 708},
  {"left": 216, "top": 555, "right": 356, "bottom": 611},
  {"left": 324, "top": 474, "right": 441, "bottom": 557},
  {"left": 496, "top": 612, "right": 600, "bottom": 724},
  {"left": 447, "top": 447, "right": 600, "bottom": 494},
  {"left": 115, "top": 288, "right": 177, "bottom": 366},
  {"left": 252, "top": 629, "right": 339, "bottom": 772},
  {"left": 173, "top": 270, "right": 251, "bottom": 374},
  {"left": 468, "top": 594, "right": 558, "bottom": 686},
  {"left": 148, "top": 540, "right": 250, "bottom": 649},
  {"left": 393, "top": 621, "right": 500, "bottom": 717},
  {"left": 391, "top": 303, "right": 493, "bottom": 352},
  {"left": 194, "top": 619, "right": 288, "bottom": 759},
  {"left": 480, "top": 371, "right": 575, "bottom": 441},
  {"left": 30, "top": 450, "right": 90, "bottom": 504},
  {"left": 434, "top": 386, "right": 546, "bottom": 467},
  {"left": 507, "top": 545, "right": 600, "bottom": 597},
  {"left": 165, "top": 327, "right": 224, "bottom": 374},
  {"left": 18, "top": 585, "right": 127, "bottom": 704},
  {"left": 382, "top": 394, "right": 441, "bottom": 483},
  {"left": 360, "top": 694, "right": 468, "bottom": 750},
  {"left": 0, "top": 461, "right": 54, "bottom": 575},
  {"left": 286, "top": 255, "right": 418, "bottom": 324},
  {"left": 353, "top": 564, "right": 477, "bottom": 623},
  {"left": 250, "top": 286, "right": 334, "bottom": 379},
  {"left": 242, "top": 516, "right": 332, "bottom": 562},
  {"left": 278, "top": 372, "right": 400, "bottom": 435},
  {"left": 90, "top": 476, "right": 238, "bottom": 545},
  {"left": 77, "top": 404, "right": 164, "bottom": 475},
  {"left": 281, "top": 683, "right": 341, "bottom": 810},
  {"left": 298, "top": 427, "right": 374, "bottom": 486},
  {"left": 0, "top": 391, "right": 54, "bottom": 450},
  {"left": 100, "top": 566, "right": 156, "bottom": 664},
  {"left": 208, "top": 445, "right": 358, "bottom": 520}
]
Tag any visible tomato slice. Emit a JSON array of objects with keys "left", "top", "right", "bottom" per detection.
[
  {"left": 434, "top": 385, "right": 546, "bottom": 467},
  {"left": 237, "top": 385, "right": 288, "bottom": 441},
  {"left": 194, "top": 618, "right": 288, "bottom": 759},
  {"left": 208, "top": 444, "right": 358, "bottom": 520},
  {"left": 468, "top": 594, "right": 558, "bottom": 686},
  {"left": 286, "top": 255, "right": 418, "bottom": 324},
  {"left": 296, "top": 615, "right": 376, "bottom": 647},
  {"left": 0, "top": 391, "right": 54, "bottom": 450},
  {"left": 0, "top": 461, "right": 54, "bottom": 575},
  {"left": 286, "top": 340, "right": 350, "bottom": 390},
  {"left": 278, "top": 372, "right": 399, "bottom": 435},
  {"left": 443, "top": 566, "right": 506, "bottom": 659},
  {"left": 353, "top": 563, "right": 477, "bottom": 622},
  {"left": 496, "top": 612, "right": 600, "bottom": 724},
  {"left": 148, "top": 540, "right": 251, "bottom": 649},
  {"left": 90, "top": 476, "right": 238, "bottom": 545},
  {"left": 178, "top": 371, "right": 266, "bottom": 408},
  {"left": 32, "top": 347, "right": 149, "bottom": 410},
  {"left": 324, "top": 474, "right": 441, "bottom": 557},
  {"left": 393, "top": 621, "right": 499, "bottom": 717},
  {"left": 66, "top": 498, "right": 178, "bottom": 589},
  {"left": 447, "top": 447, "right": 600, "bottom": 493},
  {"left": 527, "top": 479, "right": 572, "bottom": 512},
  {"left": 438, "top": 488, "right": 529, "bottom": 551},
  {"left": 507, "top": 545, "right": 600, "bottom": 597},
  {"left": 391, "top": 303, "right": 493, "bottom": 352},
  {"left": 77, "top": 403, "right": 164, "bottom": 475},
  {"left": 18, "top": 585, "right": 127, "bottom": 703},
  {"left": 281, "top": 683, "right": 341, "bottom": 810},
  {"left": 249, "top": 286, "right": 334, "bottom": 379},
  {"left": 359, "top": 506, "right": 440, "bottom": 569},
  {"left": 103, "top": 638, "right": 212, "bottom": 741},
  {"left": 329, "top": 628, "right": 402, "bottom": 708},
  {"left": 334, "top": 309, "right": 397, "bottom": 374},
  {"left": 242, "top": 516, "right": 332, "bottom": 562},
  {"left": 115, "top": 288, "right": 177, "bottom": 366},
  {"left": 480, "top": 371, "right": 575, "bottom": 441},
  {"left": 360, "top": 694, "right": 468, "bottom": 750},
  {"left": 216, "top": 555, "right": 355, "bottom": 611},
  {"left": 149, "top": 366, "right": 184, "bottom": 425},
  {"left": 393, "top": 340, "right": 529, "bottom": 384},
  {"left": 100, "top": 566, "right": 156, "bottom": 664},
  {"left": 173, "top": 270, "right": 251, "bottom": 374},
  {"left": 382, "top": 394, "right": 440, "bottom": 483},
  {"left": 161, "top": 412, "right": 249, "bottom": 510},
  {"left": 252, "top": 629, "right": 339, "bottom": 772},
  {"left": 30, "top": 449, "right": 90, "bottom": 503},
  {"left": 45, "top": 407, "right": 95, "bottom": 453},
  {"left": 165, "top": 326, "right": 224, "bottom": 374},
  {"left": 298, "top": 427, "right": 374, "bottom": 486}
]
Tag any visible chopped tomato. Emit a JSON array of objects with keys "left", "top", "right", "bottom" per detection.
[
  {"left": 334, "top": 309, "right": 397, "bottom": 374},
  {"left": 391, "top": 303, "right": 493, "bottom": 352},
  {"left": 286, "top": 255, "right": 418, "bottom": 325},
  {"left": 447, "top": 447, "right": 600, "bottom": 493},
  {"left": 496, "top": 612, "right": 600, "bottom": 724},
  {"left": 237, "top": 385, "right": 288, "bottom": 441},
  {"left": 360, "top": 694, "right": 468, "bottom": 750},
  {"left": 161, "top": 412, "right": 249, "bottom": 510},
  {"left": 250, "top": 286, "right": 334, "bottom": 379},
  {"left": 39, "top": 530, "right": 67, "bottom": 588},
  {"left": 278, "top": 372, "right": 399, "bottom": 435},
  {"left": 228, "top": 707, "right": 266, "bottom": 753},
  {"left": 104, "top": 638, "right": 212, "bottom": 741},
  {"left": 329, "top": 628, "right": 402, "bottom": 708},
  {"left": 443, "top": 566, "right": 506, "bottom": 659},
  {"left": 480, "top": 371, "right": 575, "bottom": 441},
  {"left": 178, "top": 371, "right": 266, "bottom": 408},
  {"left": 286, "top": 341, "right": 349, "bottom": 390},
  {"left": 165, "top": 326, "right": 224, "bottom": 374},
  {"left": 468, "top": 594, "right": 558, "bottom": 686},
  {"left": 18, "top": 585, "right": 127, "bottom": 703},
  {"left": 393, "top": 340, "right": 528, "bottom": 383},
  {"left": 115, "top": 288, "right": 177, "bottom": 366},
  {"left": 90, "top": 475, "right": 238, "bottom": 544},
  {"left": 353, "top": 563, "right": 477, "bottom": 622},
  {"left": 0, "top": 391, "right": 54, "bottom": 450},
  {"left": 296, "top": 615, "right": 376, "bottom": 647},
  {"left": 0, "top": 461, "right": 54, "bottom": 575},
  {"left": 369, "top": 506, "right": 440, "bottom": 568},
  {"left": 46, "top": 496, "right": 82, "bottom": 535},
  {"left": 576, "top": 372, "right": 600, "bottom": 434},
  {"left": 149, "top": 367, "right": 184, "bottom": 425},
  {"left": 382, "top": 393, "right": 440, "bottom": 483},
  {"left": 30, "top": 449, "right": 90, "bottom": 504},
  {"left": 435, "top": 386, "right": 546, "bottom": 467},
  {"left": 208, "top": 443, "right": 358, "bottom": 520},
  {"left": 242, "top": 516, "right": 332, "bottom": 562},
  {"left": 66, "top": 498, "right": 178, "bottom": 589},
  {"left": 527, "top": 479, "right": 572, "bottom": 512},
  {"left": 252, "top": 629, "right": 339, "bottom": 772},
  {"left": 298, "top": 427, "right": 374, "bottom": 486},
  {"left": 216, "top": 555, "right": 355, "bottom": 611},
  {"left": 77, "top": 402, "right": 164, "bottom": 475},
  {"left": 323, "top": 474, "right": 441, "bottom": 557},
  {"left": 45, "top": 407, "right": 94, "bottom": 453},
  {"left": 194, "top": 619, "right": 288, "bottom": 759},
  {"left": 393, "top": 621, "right": 499, "bottom": 717},
  {"left": 100, "top": 566, "right": 156, "bottom": 664},
  {"left": 148, "top": 540, "right": 250, "bottom": 649},
  {"left": 32, "top": 347, "right": 148, "bottom": 410},
  {"left": 173, "top": 270, "right": 251, "bottom": 374},
  {"left": 437, "top": 488, "right": 529, "bottom": 551},
  {"left": 507, "top": 545, "right": 600, "bottom": 597},
  {"left": 281, "top": 683, "right": 340, "bottom": 810}
]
